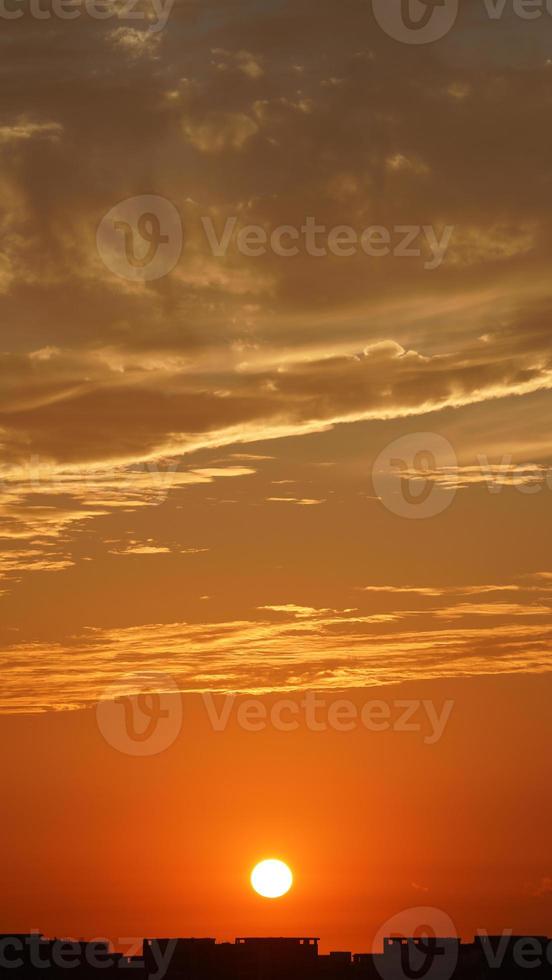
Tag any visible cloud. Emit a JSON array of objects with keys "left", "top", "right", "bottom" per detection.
[
  {"left": 0, "top": 327, "right": 551, "bottom": 474},
  {"left": 266, "top": 497, "right": 325, "bottom": 506},
  {"left": 183, "top": 112, "right": 259, "bottom": 153},
  {"left": 2, "top": 575, "right": 552, "bottom": 712},
  {"left": 260, "top": 604, "right": 336, "bottom": 618},
  {"left": 433, "top": 602, "right": 551, "bottom": 620},
  {"left": 106, "top": 27, "right": 162, "bottom": 59},
  {"left": 106, "top": 540, "right": 208, "bottom": 556},
  {"left": 0, "top": 120, "right": 63, "bottom": 144},
  {"left": 0, "top": 460, "right": 252, "bottom": 586},
  {"left": 361, "top": 586, "right": 446, "bottom": 597},
  {"left": 211, "top": 49, "right": 264, "bottom": 80},
  {"left": 1, "top": 0, "right": 552, "bottom": 714}
]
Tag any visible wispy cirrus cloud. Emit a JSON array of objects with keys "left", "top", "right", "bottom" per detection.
[
  {"left": 2, "top": 576, "right": 551, "bottom": 713},
  {"left": 2, "top": 0, "right": 552, "bottom": 725},
  {"left": 0, "top": 460, "right": 254, "bottom": 585}
]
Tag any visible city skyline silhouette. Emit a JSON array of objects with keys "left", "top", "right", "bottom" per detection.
[{"left": 3, "top": 931, "right": 552, "bottom": 980}]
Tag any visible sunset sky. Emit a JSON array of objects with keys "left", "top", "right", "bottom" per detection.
[{"left": 1, "top": 0, "right": 552, "bottom": 955}]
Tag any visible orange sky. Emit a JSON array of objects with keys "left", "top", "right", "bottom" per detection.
[{"left": 1, "top": 0, "right": 552, "bottom": 954}]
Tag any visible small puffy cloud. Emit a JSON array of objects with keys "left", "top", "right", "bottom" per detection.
[
  {"left": 211, "top": 49, "right": 264, "bottom": 79},
  {"left": 183, "top": 112, "right": 258, "bottom": 152},
  {"left": 106, "top": 27, "right": 162, "bottom": 59}
]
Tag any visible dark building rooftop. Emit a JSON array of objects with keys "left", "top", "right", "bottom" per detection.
[{"left": 2, "top": 931, "right": 552, "bottom": 980}]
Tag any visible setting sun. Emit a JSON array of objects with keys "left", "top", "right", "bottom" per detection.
[{"left": 250, "top": 860, "right": 293, "bottom": 899}]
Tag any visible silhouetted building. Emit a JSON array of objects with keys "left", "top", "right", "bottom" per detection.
[{"left": 2, "top": 931, "right": 552, "bottom": 980}]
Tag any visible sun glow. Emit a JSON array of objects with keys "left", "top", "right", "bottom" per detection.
[{"left": 250, "top": 859, "right": 293, "bottom": 899}]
